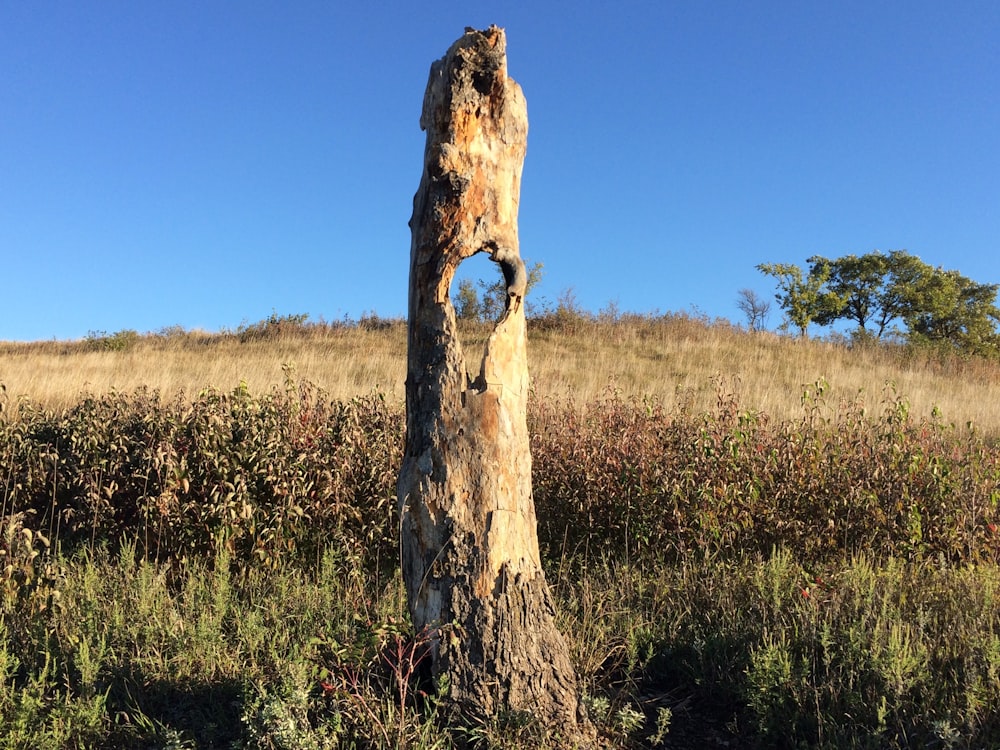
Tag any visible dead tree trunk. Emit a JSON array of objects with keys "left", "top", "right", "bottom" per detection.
[{"left": 398, "top": 26, "right": 592, "bottom": 742}]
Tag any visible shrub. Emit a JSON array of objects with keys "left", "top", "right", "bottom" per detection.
[
  {"left": 3, "top": 378, "right": 999, "bottom": 571},
  {"left": 530, "top": 379, "right": 1000, "bottom": 567},
  {"left": 84, "top": 329, "right": 140, "bottom": 352},
  {"left": 0, "top": 382, "right": 401, "bottom": 570},
  {"left": 237, "top": 312, "right": 311, "bottom": 343}
]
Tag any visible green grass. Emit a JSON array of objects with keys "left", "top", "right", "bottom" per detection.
[
  {"left": 0, "top": 543, "right": 407, "bottom": 749},
  {"left": 2, "top": 544, "right": 997, "bottom": 748},
  {"left": 1, "top": 377, "right": 999, "bottom": 747}
]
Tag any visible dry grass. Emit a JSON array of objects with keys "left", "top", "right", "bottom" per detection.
[
  {"left": 0, "top": 325, "right": 408, "bottom": 411},
  {"left": 529, "top": 315, "right": 1000, "bottom": 430},
  {"left": 3, "top": 313, "right": 1000, "bottom": 432}
]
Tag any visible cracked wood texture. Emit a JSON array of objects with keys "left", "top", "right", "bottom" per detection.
[{"left": 398, "top": 26, "right": 593, "bottom": 743}]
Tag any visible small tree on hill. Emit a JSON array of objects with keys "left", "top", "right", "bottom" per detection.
[
  {"left": 756, "top": 261, "right": 839, "bottom": 338},
  {"left": 736, "top": 288, "right": 771, "bottom": 332},
  {"left": 454, "top": 278, "right": 482, "bottom": 322},
  {"left": 759, "top": 250, "right": 1000, "bottom": 355}
]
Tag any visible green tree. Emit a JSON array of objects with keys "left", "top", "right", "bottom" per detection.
[
  {"left": 454, "top": 260, "right": 544, "bottom": 322},
  {"left": 454, "top": 278, "right": 482, "bottom": 322},
  {"left": 756, "top": 261, "right": 839, "bottom": 338},
  {"left": 903, "top": 266, "right": 1000, "bottom": 355},
  {"left": 762, "top": 250, "right": 1000, "bottom": 355},
  {"left": 809, "top": 250, "right": 927, "bottom": 340}
]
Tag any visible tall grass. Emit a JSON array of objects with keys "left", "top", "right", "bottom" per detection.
[
  {"left": 0, "top": 320, "right": 408, "bottom": 413},
  {"left": 4, "top": 313, "right": 1000, "bottom": 431},
  {"left": 531, "top": 377, "right": 1000, "bottom": 566},
  {"left": 2, "top": 367, "right": 999, "bottom": 747},
  {"left": 3, "top": 373, "right": 997, "bottom": 573},
  {"left": 3, "top": 311, "right": 1000, "bottom": 746},
  {"left": 4, "top": 543, "right": 995, "bottom": 749}
]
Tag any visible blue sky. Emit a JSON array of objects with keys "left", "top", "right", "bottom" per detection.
[{"left": 2, "top": 2, "right": 998, "bottom": 341}]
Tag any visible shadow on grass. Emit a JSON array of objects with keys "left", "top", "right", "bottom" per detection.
[{"left": 107, "top": 671, "right": 245, "bottom": 749}]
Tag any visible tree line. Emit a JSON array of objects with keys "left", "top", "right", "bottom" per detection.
[
  {"left": 757, "top": 250, "right": 1000, "bottom": 356},
  {"left": 450, "top": 250, "right": 1000, "bottom": 358}
]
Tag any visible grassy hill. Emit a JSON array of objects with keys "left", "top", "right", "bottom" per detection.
[
  {"left": 1, "top": 312, "right": 999, "bottom": 748},
  {"left": 4, "top": 311, "right": 1000, "bottom": 432}
]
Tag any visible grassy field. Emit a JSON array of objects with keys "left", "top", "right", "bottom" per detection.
[
  {"left": 4, "top": 312, "right": 1000, "bottom": 431},
  {"left": 1, "top": 314, "right": 999, "bottom": 748}
]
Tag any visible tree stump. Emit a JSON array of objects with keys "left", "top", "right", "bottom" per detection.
[{"left": 398, "top": 26, "right": 593, "bottom": 743}]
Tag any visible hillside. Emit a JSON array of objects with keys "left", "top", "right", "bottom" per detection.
[{"left": 3, "top": 312, "right": 1000, "bottom": 433}]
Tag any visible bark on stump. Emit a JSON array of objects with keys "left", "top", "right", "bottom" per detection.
[{"left": 398, "top": 26, "right": 593, "bottom": 744}]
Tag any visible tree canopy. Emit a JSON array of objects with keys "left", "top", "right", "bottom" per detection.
[{"left": 758, "top": 250, "right": 1000, "bottom": 355}]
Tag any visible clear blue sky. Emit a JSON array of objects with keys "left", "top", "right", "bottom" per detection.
[{"left": 2, "top": 2, "right": 998, "bottom": 341}]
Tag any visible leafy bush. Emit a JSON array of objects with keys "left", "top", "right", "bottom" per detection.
[
  {"left": 3, "top": 377, "right": 999, "bottom": 571},
  {"left": 1, "top": 381, "right": 401, "bottom": 570},
  {"left": 530, "top": 378, "right": 1000, "bottom": 567},
  {"left": 84, "top": 328, "right": 140, "bottom": 351}
]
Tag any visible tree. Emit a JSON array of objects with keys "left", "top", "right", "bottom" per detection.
[
  {"left": 455, "top": 261, "right": 544, "bottom": 322},
  {"left": 756, "top": 261, "right": 839, "bottom": 337},
  {"left": 398, "top": 26, "right": 593, "bottom": 742},
  {"left": 735, "top": 288, "right": 771, "bottom": 332},
  {"left": 902, "top": 266, "right": 1000, "bottom": 355},
  {"left": 480, "top": 260, "right": 544, "bottom": 320},
  {"left": 454, "top": 278, "right": 482, "bottom": 322},
  {"left": 809, "top": 250, "right": 928, "bottom": 339},
  {"left": 759, "top": 250, "right": 1000, "bottom": 355}
]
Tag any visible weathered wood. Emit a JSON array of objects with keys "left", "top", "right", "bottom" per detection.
[{"left": 398, "top": 26, "right": 593, "bottom": 742}]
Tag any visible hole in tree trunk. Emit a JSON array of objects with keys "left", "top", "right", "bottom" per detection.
[{"left": 451, "top": 251, "right": 507, "bottom": 384}]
